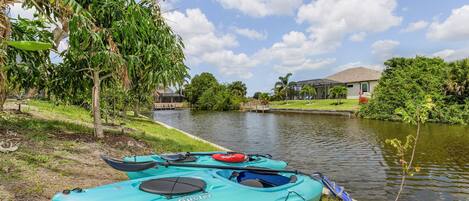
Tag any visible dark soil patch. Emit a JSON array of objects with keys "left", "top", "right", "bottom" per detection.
[{"left": 51, "top": 131, "right": 151, "bottom": 153}]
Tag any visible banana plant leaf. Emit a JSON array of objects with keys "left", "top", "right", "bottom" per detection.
[{"left": 6, "top": 41, "right": 52, "bottom": 51}]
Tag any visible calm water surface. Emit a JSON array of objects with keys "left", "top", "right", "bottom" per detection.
[{"left": 153, "top": 110, "right": 469, "bottom": 201}]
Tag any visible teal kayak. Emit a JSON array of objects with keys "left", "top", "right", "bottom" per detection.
[
  {"left": 52, "top": 169, "right": 323, "bottom": 201},
  {"left": 123, "top": 152, "right": 288, "bottom": 179}
]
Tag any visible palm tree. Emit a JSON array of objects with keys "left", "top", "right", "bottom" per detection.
[
  {"left": 300, "top": 84, "right": 316, "bottom": 104},
  {"left": 329, "top": 85, "right": 347, "bottom": 105},
  {"left": 228, "top": 81, "right": 247, "bottom": 98},
  {"left": 275, "top": 73, "right": 293, "bottom": 101}
]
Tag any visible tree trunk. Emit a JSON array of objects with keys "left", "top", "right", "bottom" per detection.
[
  {"left": 92, "top": 71, "right": 104, "bottom": 138},
  {"left": 133, "top": 101, "right": 140, "bottom": 117},
  {"left": 122, "top": 104, "right": 127, "bottom": 118},
  {"left": 0, "top": 70, "right": 6, "bottom": 112}
]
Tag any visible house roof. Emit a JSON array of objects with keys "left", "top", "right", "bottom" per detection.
[
  {"left": 296, "top": 79, "right": 342, "bottom": 86},
  {"left": 157, "top": 92, "right": 183, "bottom": 97},
  {"left": 326, "top": 67, "right": 381, "bottom": 83}
]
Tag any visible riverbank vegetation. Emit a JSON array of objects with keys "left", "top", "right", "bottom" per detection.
[
  {"left": 0, "top": 100, "right": 219, "bottom": 200},
  {"left": 184, "top": 72, "right": 247, "bottom": 111},
  {"left": 1, "top": 0, "right": 188, "bottom": 139},
  {"left": 359, "top": 57, "right": 469, "bottom": 124},
  {"left": 270, "top": 99, "right": 359, "bottom": 111}
]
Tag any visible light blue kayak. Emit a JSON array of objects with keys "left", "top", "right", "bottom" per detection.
[
  {"left": 52, "top": 169, "right": 323, "bottom": 201},
  {"left": 123, "top": 152, "right": 288, "bottom": 179}
]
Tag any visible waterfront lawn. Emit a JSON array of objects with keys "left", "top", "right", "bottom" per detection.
[
  {"left": 1, "top": 99, "right": 220, "bottom": 200},
  {"left": 270, "top": 99, "right": 359, "bottom": 111},
  {"left": 27, "top": 100, "right": 219, "bottom": 152}
]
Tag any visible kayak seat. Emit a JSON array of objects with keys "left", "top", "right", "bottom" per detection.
[
  {"left": 239, "top": 179, "right": 265, "bottom": 188},
  {"left": 236, "top": 171, "right": 294, "bottom": 188}
]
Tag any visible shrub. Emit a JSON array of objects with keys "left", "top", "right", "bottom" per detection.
[{"left": 359, "top": 56, "right": 469, "bottom": 124}]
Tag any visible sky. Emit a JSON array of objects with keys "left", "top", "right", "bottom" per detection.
[{"left": 8, "top": 0, "right": 469, "bottom": 95}]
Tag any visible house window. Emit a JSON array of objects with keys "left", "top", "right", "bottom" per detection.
[
  {"left": 361, "top": 83, "right": 369, "bottom": 93},
  {"left": 347, "top": 84, "right": 354, "bottom": 88}
]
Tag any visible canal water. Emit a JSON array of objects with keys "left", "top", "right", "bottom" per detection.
[{"left": 153, "top": 110, "right": 469, "bottom": 201}]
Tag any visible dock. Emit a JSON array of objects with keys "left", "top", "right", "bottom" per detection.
[{"left": 153, "top": 103, "right": 183, "bottom": 110}]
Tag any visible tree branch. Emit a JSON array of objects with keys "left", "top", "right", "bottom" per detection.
[{"left": 100, "top": 73, "right": 113, "bottom": 81}]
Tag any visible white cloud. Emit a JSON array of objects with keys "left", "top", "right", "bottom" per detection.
[
  {"left": 335, "top": 62, "right": 384, "bottom": 72},
  {"left": 371, "top": 40, "right": 400, "bottom": 61},
  {"left": 216, "top": 0, "right": 303, "bottom": 17},
  {"left": 349, "top": 32, "right": 367, "bottom": 42},
  {"left": 297, "top": 0, "right": 402, "bottom": 51},
  {"left": 427, "top": 5, "right": 469, "bottom": 41},
  {"left": 159, "top": 0, "right": 180, "bottom": 12},
  {"left": 401, "top": 20, "right": 429, "bottom": 32},
  {"left": 433, "top": 48, "right": 469, "bottom": 61},
  {"left": 8, "top": 3, "right": 36, "bottom": 19},
  {"left": 234, "top": 28, "right": 267, "bottom": 40},
  {"left": 164, "top": 9, "right": 256, "bottom": 79},
  {"left": 202, "top": 50, "right": 258, "bottom": 79},
  {"left": 273, "top": 58, "right": 336, "bottom": 74},
  {"left": 255, "top": 31, "right": 335, "bottom": 73}
]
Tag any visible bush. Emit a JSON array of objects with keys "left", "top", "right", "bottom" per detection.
[
  {"left": 190, "top": 74, "right": 244, "bottom": 111},
  {"left": 359, "top": 57, "right": 469, "bottom": 124}
]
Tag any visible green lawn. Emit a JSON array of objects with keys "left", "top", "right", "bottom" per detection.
[
  {"left": 1, "top": 100, "right": 223, "bottom": 200},
  {"left": 27, "top": 100, "right": 221, "bottom": 152},
  {"left": 270, "top": 99, "right": 360, "bottom": 111}
]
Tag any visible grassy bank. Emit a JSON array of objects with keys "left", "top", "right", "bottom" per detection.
[
  {"left": 0, "top": 100, "right": 220, "bottom": 200},
  {"left": 270, "top": 99, "right": 359, "bottom": 111}
]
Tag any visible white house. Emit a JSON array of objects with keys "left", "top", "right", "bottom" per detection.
[{"left": 295, "top": 67, "right": 382, "bottom": 99}]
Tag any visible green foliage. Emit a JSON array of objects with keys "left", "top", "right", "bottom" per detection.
[
  {"left": 6, "top": 41, "right": 52, "bottom": 51},
  {"left": 5, "top": 18, "right": 53, "bottom": 97},
  {"left": 443, "top": 58, "right": 469, "bottom": 105},
  {"left": 184, "top": 72, "right": 243, "bottom": 111},
  {"left": 274, "top": 73, "right": 296, "bottom": 100},
  {"left": 101, "top": 84, "right": 126, "bottom": 123},
  {"left": 385, "top": 96, "right": 435, "bottom": 200},
  {"left": 252, "top": 92, "right": 262, "bottom": 99},
  {"left": 395, "top": 96, "right": 436, "bottom": 125},
  {"left": 184, "top": 72, "right": 218, "bottom": 105},
  {"left": 227, "top": 81, "right": 247, "bottom": 98},
  {"left": 329, "top": 86, "right": 347, "bottom": 104},
  {"left": 258, "top": 92, "right": 270, "bottom": 105},
  {"left": 360, "top": 56, "right": 469, "bottom": 124},
  {"left": 299, "top": 85, "right": 316, "bottom": 101}
]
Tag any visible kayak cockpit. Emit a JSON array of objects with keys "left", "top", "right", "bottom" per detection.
[{"left": 215, "top": 170, "right": 300, "bottom": 189}]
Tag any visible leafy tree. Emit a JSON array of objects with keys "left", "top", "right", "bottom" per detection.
[
  {"left": 58, "top": 0, "right": 187, "bottom": 138},
  {"left": 227, "top": 81, "right": 247, "bottom": 98},
  {"left": 101, "top": 83, "right": 126, "bottom": 124},
  {"left": 359, "top": 57, "right": 448, "bottom": 121},
  {"left": 259, "top": 92, "right": 270, "bottom": 105},
  {"left": 5, "top": 18, "right": 53, "bottom": 98},
  {"left": 444, "top": 59, "right": 469, "bottom": 104},
  {"left": 329, "top": 85, "right": 347, "bottom": 104},
  {"left": 114, "top": 1, "right": 188, "bottom": 117},
  {"left": 299, "top": 84, "right": 316, "bottom": 103},
  {"left": 275, "top": 73, "right": 295, "bottom": 101},
  {"left": 197, "top": 84, "right": 239, "bottom": 111},
  {"left": 252, "top": 92, "right": 262, "bottom": 99},
  {"left": 184, "top": 72, "right": 218, "bottom": 105},
  {"left": 1, "top": 0, "right": 88, "bottom": 111}
]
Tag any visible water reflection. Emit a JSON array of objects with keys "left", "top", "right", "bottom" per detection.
[{"left": 153, "top": 110, "right": 469, "bottom": 201}]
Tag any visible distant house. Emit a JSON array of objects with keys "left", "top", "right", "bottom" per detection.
[
  {"left": 154, "top": 88, "right": 184, "bottom": 103},
  {"left": 154, "top": 88, "right": 184, "bottom": 110},
  {"left": 295, "top": 67, "right": 382, "bottom": 99}
]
